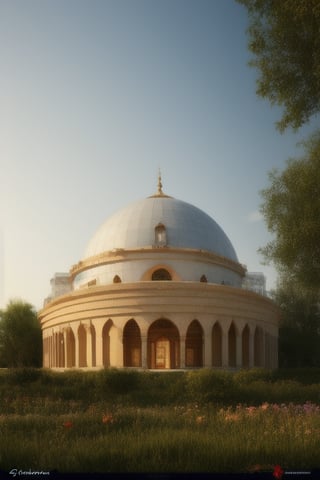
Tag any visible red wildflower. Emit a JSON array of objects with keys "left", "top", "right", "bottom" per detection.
[
  {"left": 63, "top": 421, "right": 73, "bottom": 429},
  {"left": 273, "top": 465, "right": 284, "bottom": 479},
  {"left": 102, "top": 414, "right": 114, "bottom": 424}
]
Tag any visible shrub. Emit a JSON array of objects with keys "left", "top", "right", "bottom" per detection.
[
  {"left": 233, "top": 368, "right": 274, "bottom": 386},
  {"left": 4, "top": 367, "right": 43, "bottom": 384},
  {"left": 185, "top": 369, "right": 235, "bottom": 403},
  {"left": 97, "top": 368, "right": 141, "bottom": 394},
  {"left": 272, "top": 367, "right": 320, "bottom": 385}
]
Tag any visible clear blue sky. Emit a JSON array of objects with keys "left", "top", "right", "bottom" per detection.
[{"left": 0, "top": 0, "right": 315, "bottom": 310}]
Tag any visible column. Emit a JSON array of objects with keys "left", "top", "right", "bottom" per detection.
[
  {"left": 75, "top": 327, "right": 79, "bottom": 368},
  {"left": 85, "top": 325, "right": 93, "bottom": 368},
  {"left": 53, "top": 333, "right": 57, "bottom": 367},
  {"left": 180, "top": 335, "right": 186, "bottom": 369},
  {"left": 63, "top": 330, "right": 68, "bottom": 368},
  {"left": 236, "top": 332, "right": 242, "bottom": 368},
  {"left": 249, "top": 331, "right": 254, "bottom": 368},
  {"left": 222, "top": 330, "right": 228, "bottom": 368},
  {"left": 204, "top": 331, "right": 211, "bottom": 367},
  {"left": 262, "top": 330, "right": 266, "bottom": 368},
  {"left": 141, "top": 335, "right": 147, "bottom": 368},
  {"left": 95, "top": 332, "right": 103, "bottom": 368}
]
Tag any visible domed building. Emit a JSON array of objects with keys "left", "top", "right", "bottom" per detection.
[{"left": 39, "top": 177, "right": 279, "bottom": 370}]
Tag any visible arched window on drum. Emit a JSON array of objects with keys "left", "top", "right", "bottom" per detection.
[
  {"left": 155, "top": 223, "right": 167, "bottom": 247},
  {"left": 152, "top": 269, "right": 172, "bottom": 281}
]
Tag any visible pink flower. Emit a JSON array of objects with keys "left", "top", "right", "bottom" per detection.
[
  {"left": 225, "top": 413, "right": 240, "bottom": 422},
  {"left": 246, "top": 406, "right": 256, "bottom": 415},
  {"left": 196, "top": 416, "right": 205, "bottom": 424}
]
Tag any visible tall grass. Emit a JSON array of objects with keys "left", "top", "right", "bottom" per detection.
[
  {"left": 0, "top": 368, "right": 319, "bottom": 473},
  {"left": 0, "top": 403, "right": 319, "bottom": 472}
]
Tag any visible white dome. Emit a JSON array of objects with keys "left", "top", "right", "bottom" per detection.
[{"left": 84, "top": 194, "right": 238, "bottom": 262}]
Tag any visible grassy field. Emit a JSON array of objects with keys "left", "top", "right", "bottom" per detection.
[{"left": 0, "top": 368, "right": 320, "bottom": 475}]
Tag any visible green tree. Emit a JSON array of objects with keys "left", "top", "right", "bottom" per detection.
[
  {"left": 271, "top": 279, "right": 320, "bottom": 367},
  {"left": 0, "top": 299, "right": 42, "bottom": 367},
  {"left": 237, "top": 0, "right": 320, "bottom": 132},
  {"left": 259, "top": 132, "right": 320, "bottom": 290}
]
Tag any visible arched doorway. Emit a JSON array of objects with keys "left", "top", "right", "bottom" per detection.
[
  {"left": 123, "top": 319, "right": 142, "bottom": 367},
  {"left": 242, "top": 324, "right": 250, "bottom": 368},
  {"left": 185, "top": 320, "right": 203, "bottom": 367},
  {"left": 148, "top": 319, "right": 180, "bottom": 369},
  {"left": 212, "top": 322, "right": 222, "bottom": 367}
]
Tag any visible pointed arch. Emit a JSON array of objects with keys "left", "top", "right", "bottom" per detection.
[
  {"left": 123, "top": 319, "right": 142, "bottom": 367},
  {"left": 212, "top": 322, "right": 222, "bottom": 367},
  {"left": 113, "top": 275, "right": 121, "bottom": 283},
  {"left": 147, "top": 318, "right": 180, "bottom": 369},
  {"left": 200, "top": 275, "right": 208, "bottom": 283},
  {"left": 228, "top": 322, "right": 237, "bottom": 367},
  {"left": 242, "top": 324, "right": 250, "bottom": 368},
  {"left": 185, "top": 320, "right": 203, "bottom": 367}
]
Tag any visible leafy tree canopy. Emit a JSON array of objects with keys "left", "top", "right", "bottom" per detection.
[
  {"left": 271, "top": 278, "right": 320, "bottom": 367},
  {"left": 259, "top": 132, "right": 320, "bottom": 290},
  {"left": 238, "top": 0, "right": 320, "bottom": 131},
  {"left": 0, "top": 299, "right": 42, "bottom": 367}
]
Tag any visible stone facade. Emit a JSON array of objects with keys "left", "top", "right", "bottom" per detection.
[
  {"left": 39, "top": 281, "right": 278, "bottom": 370},
  {"left": 39, "top": 184, "right": 279, "bottom": 370}
]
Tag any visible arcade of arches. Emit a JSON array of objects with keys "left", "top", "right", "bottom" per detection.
[{"left": 42, "top": 317, "right": 276, "bottom": 369}]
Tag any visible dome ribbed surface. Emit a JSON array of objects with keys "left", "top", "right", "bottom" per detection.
[{"left": 84, "top": 196, "right": 238, "bottom": 262}]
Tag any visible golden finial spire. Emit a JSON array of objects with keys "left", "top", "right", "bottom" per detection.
[
  {"left": 157, "top": 169, "right": 163, "bottom": 195},
  {"left": 148, "top": 169, "right": 172, "bottom": 198}
]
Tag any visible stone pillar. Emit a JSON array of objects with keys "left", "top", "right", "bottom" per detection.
[
  {"left": 85, "top": 325, "right": 93, "bottom": 368},
  {"left": 273, "top": 335, "right": 278, "bottom": 369},
  {"left": 75, "top": 327, "right": 79, "bottom": 368},
  {"left": 249, "top": 331, "right": 254, "bottom": 368},
  {"left": 50, "top": 334, "right": 54, "bottom": 368},
  {"left": 63, "top": 330, "right": 68, "bottom": 368},
  {"left": 204, "top": 331, "right": 211, "bottom": 367},
  {"left": 222, "top": 330, "right": 228, "bottom": 368},
  {"left": 110, "top": 326, "right": 123, "bottom": 367},
  {"left": 42, "top": 336, "right": 45, "bottom": 368},
  {"left": 236, "top": 332, "right": 242, "bottom": 368},
  {"left": 48, "top": 337, "right": 51, "bottom": 368},
  {"left": 141, "top": 335, "right": 147, "bottom": 368},
  {"left": 180, "top": 335, "right": 186, "bottom": 369},
  {"left": 262, "top": 330, "right": 266, "bottom": 368},
  {"left": 53, "top": 333, "right": 57, "bottom": 368},
  {"left": 95, "top": 332, "right": 103, "bottom": 368}
]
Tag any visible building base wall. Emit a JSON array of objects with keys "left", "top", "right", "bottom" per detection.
[{"left": 39, "top": 282, "right": 279, "bottom": 370}]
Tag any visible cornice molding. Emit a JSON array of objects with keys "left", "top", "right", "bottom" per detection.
[
  {"left": 70, "top": 247, "right": 246, "bottom": 279},
  {"left": 39, "top": 280, "right": 279, "bottom": 322}
]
